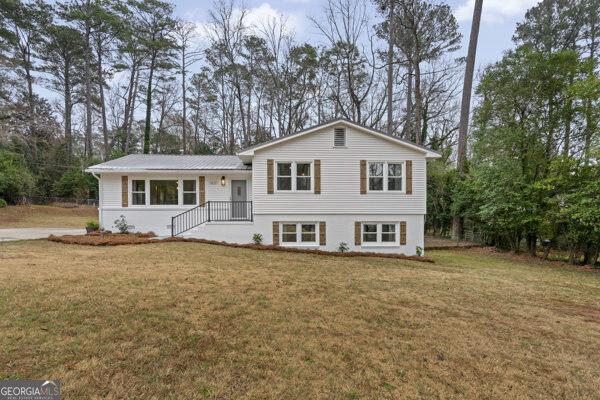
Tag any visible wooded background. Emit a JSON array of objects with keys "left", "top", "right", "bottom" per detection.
[{"left": 0, "top": 0, "right": 598, "bottom": 263}]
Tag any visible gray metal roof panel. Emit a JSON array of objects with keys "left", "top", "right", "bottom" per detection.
[{"left": 86, "top": 154, "right": 251, "bottom": 171}]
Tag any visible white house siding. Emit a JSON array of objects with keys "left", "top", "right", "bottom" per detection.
[
  {"left": 251, "top": 125, "right": 427, "bottom": 215},
  {"left": 98, "top": 171, "right": 252, "bottom": 234},
  {"left": 187, "top": 214, "right": 424, "bottom": 255}
]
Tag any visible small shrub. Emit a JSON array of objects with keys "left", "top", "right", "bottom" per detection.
[
  {"left": 252, "top": 233, "right": 263, "bottom": 245},
  {"left": 0, "top": 198, "right": 7, "bottom": 208},
  {"left": 86, "top": 220, "right": 100, "bottom": 230},
  {"left": 416, "top": 246, "right": 423, "bottom": 257},
  {"left": 114, "top": 215, "right": 129, "bottom": 233},
  {"left": 338, "top": 242, "right": 349, "bottom": 253}
]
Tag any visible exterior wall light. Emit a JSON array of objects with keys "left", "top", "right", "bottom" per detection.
[{"left": 221, "top": 176, "right": 226, "bottom": 186}]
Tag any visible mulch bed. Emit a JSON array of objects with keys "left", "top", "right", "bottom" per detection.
[{"left": 47, "top": 232, "right": 434, "bottom": 263}]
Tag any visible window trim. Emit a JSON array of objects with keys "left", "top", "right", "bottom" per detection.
[
  {"left": 367, "top": 161, "right": 406, "bottom": 193},
  {"left": 279, "top": 222, "right": 320, "bottom": 246},
  {"left": 275, "top": 161, "right": 314, "bottom": 193},
  {"left": 360, "top": 222, "right": 400, "bottom": 247},
  {"left": 131, "top": 179, "right": 146, "bottom": 206},
  {"left": 129, "top": 177, "right": 199, "bottom": 208},
  {"left": 182, "top": 179, "right": 198, "bottom": 206}
]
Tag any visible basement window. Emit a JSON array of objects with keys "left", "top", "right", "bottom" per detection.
[{"left": 334, "top": 127, "right": 346, "bottom": 147}]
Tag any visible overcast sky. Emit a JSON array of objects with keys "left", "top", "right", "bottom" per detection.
[{"left": 175, "top": 0, "right": 540, "bottom": 71}]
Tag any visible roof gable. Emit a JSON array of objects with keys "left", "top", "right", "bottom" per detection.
[{"left": 238, "top": 119, "right": 441, "bottom": 159}]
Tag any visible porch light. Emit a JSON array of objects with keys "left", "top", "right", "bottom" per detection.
[{"left": 220, "top": 176, "right": 226, "bottom": 186}]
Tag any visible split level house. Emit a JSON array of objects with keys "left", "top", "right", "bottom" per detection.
[{"left": 86, "top": 119, "right": 441, "bottom": 255}]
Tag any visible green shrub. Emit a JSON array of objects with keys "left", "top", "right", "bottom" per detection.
[
  {"left": 86, "top": 220, "right": 100, "bottom": 230},
  {"left": 337, "top": 242, "right": 349, "bottom": 252},
  {"left": 0, "top": 150, "right": 34, "bottom": 203},
  {"left": 252, "top": 233, "right": 263, "bottom": 245},
  {"left": 114, "top": 215, "right": 129, "bottom": 234},
  {"left": 0, "top": 199, "right": 7, "bottom": 208},
  {"left": 54, "top": 168, "right": 98, "bottom": 199}
]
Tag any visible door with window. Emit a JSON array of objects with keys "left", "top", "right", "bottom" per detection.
[{"left": 231, "top": 180, "right": 247, "bottom": 219}]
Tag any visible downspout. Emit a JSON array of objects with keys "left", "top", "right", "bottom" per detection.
[{"left": 90, "top": 172, "right": 103, "bottom": 229}]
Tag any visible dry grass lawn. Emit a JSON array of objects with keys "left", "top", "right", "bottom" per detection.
[
  {"left": 0, "top": 241, "right": 599, "bottom": 399},
  {"left": 0, "top": 205, "right": 97, "bottom": 228}
]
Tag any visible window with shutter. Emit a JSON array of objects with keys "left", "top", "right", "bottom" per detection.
[{"left": 333, "top": 127, "right": 346, "bottom": 147}]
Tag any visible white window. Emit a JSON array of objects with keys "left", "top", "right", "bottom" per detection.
[
  {"left": 362, "top": 223, "right": 398, "bottom": 246},
  {"left": 150, "top": 180, "right": 178, "bottom": 205},
  {"left": 368, "top": 161, "right": 405, "bottom": 192},
  {"left": 131, "top": 180, "right": 146, "bottom": 205},
  {"left": 182, "top": 180, "right": 197, "bottom": 205},
  {"left": 280, "top": 222, "right": 318, "bottom": 245},
  {"left": 334, "top": 127, "right": 346, "bottom": 147},
  {"left": 276, "top": 161, "right": 312, "bottom": 192},
  {"left": 130, "top": 178, "right": 200, "bottom": 207}
]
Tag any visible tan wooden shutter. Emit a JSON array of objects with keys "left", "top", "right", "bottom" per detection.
[
  {"left": 267, "top": 159, "right": 274, "bottom": 194},
  {"left": 272, "top": 221, "right": 279, "bottom": 245},
  {"left": 354, "top": 222, "right": 361, "bottom": 245},
  {"left": 121, "top": 176, "right": 128, "bottom": 207},
  {"left": 314, "top": 160, "right": 321, "bottom": 194},
  {"left": 319, "top": 222, "right": 326, "bottom": 245},
  {"left": 405, "top": 160, "right": 413, "bottom": 195},
  {"left": 400, "top": 221, "right": 407, "bottom": 245},
  {"left": 199, "top": 176, "right": 206, "bottom": 206},
  {"left": 360, "top": 160, "right": 367, "bottom": 194}
]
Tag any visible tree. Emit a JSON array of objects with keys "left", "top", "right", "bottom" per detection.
[
  {"left": 452, "top": 0, "right": 482, "bottom": 240},
  {"left": 393, "top": 0, "right": 461, "bottom": 144},
  {"left": 130, "top": 0, "right": 176, "bottom": 154},
  {"left": 0, "top": 149, "right": 34, "bottom": 203},
  {"left": 173, "top": 19, "right": 201, "bottom": 154},
  {"left": 38, "top": 24, "right": 85, "bottom": 159}
]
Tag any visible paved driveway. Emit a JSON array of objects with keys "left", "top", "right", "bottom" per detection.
[{"left": 0, "top": 228, "right": 85, "bottom": 242}]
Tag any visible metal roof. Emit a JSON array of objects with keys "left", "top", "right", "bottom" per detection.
[{"left": 86, "top": 154, "right": 251, "bottom": 172}]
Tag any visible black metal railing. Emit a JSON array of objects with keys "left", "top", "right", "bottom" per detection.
[{"left": 171, "top": 201, "right": 253, "bottom": 236}]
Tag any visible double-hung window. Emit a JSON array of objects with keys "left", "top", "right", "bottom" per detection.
[
  {"left": 182, "top": 180, "right": 197, "bottom": 205},
  {"left": 368, "top": 162, "right": 404, "bottom": 192},
  {"left": 281, "top": 222, "right": 318, "bottom": 245},
  {"left": 131, "top": 180, "right": 146, "bottom": 205},
  {"left": 276, "top": 161, "right": 312, "bottom": 192},
  {"left": 362, "top": 223, "right": 398, "bottom": 245}
]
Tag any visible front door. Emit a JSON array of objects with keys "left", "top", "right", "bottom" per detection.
[{"left": 231, "top": 180, "right": 247, "bottom": 219}]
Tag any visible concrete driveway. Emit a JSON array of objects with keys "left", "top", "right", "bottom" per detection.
[{"left": 0, "top": 228, "right": 85, "bottom": 242}]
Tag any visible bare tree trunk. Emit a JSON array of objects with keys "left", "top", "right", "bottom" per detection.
[
  {"left": 413, "top": 59, "right": 423, "bottom": 145},
  {"left": 386, "top": 0, "right": 394, "bottom": 135},
  {"left": 96, "top": 39, "right": 109, "bottom": 160},
  {"left": 403, "top": 64, "right": 413, "bottom": 140},
  {"left": 125, "top": 68, "right": 139, "bottom": 154},
  {"left": 64, "top": 65, "right": 73, "bottom": 159},
  {"left": 453, "top": 0, "right": 483, "bottom": 241},
  {"left": 84, "top": 17, "right": 93, "bottom": 159},
  {"left": 181, "top": 47, "right": 187, "bottom": 154},
  {"left": 143, "top": 52, "right": 157, "bottom": 154}
]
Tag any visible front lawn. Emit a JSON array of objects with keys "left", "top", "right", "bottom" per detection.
[
  {"left": 0, "top": 241, "right": 598, "bottom": 399},
  {"left": 0, "top": 205, "right": 97, "bottom": 228}
]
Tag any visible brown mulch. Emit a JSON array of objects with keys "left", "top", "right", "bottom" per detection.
[
  {"left": 48, "top": 232, "right": 156, "bottom": 246},
  {"left": 47, "top": 233, "right": 434, "bottom": 263}
]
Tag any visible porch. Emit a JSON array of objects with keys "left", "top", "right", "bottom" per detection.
[{"left": 171, "top": 200, "right": 253, "bottom": 236}]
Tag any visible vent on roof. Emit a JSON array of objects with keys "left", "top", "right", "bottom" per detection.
[{"left": 334, "top": 127, "right": 346, "bottom": 147}]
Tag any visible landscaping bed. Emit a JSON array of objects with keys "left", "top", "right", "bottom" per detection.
[{"left": 47, "top": 232, "right": 434, "bottom": 263}]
